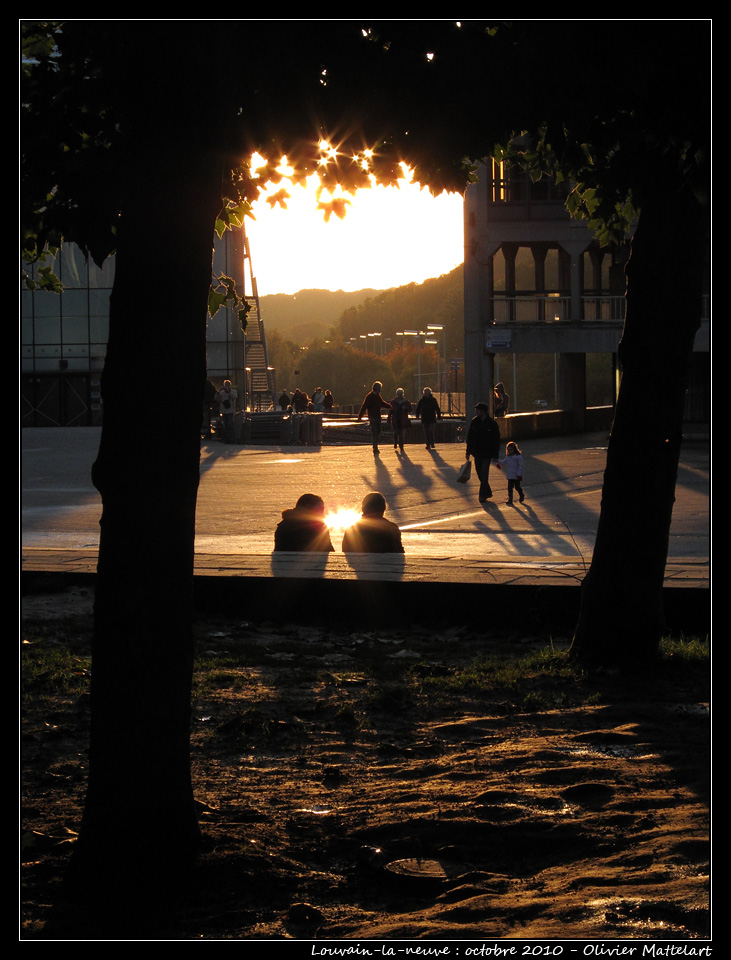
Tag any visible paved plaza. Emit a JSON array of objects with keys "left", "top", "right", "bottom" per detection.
[{"left": 22, "top": 427, "right": 709, "bottom": 591}]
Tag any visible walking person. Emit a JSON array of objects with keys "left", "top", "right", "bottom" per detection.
[
  {"left": 415, "top": 386, "right": 441, "bottom": 450},
  {"left": 496, "top": 441, "right": 525, "bottom": 504},
  {"left": 387, "top": 387, "right": 412, "bottom": 452},
  {"left": 215, "top": 379, "right": 238, "bottom": 444},
  {"left": 465, "top": 401, "right": 501, "bottom": 502},
  {"left": 357, "top": 381, "right": 391, "bottom": 454}
]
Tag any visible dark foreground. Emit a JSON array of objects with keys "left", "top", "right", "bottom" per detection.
[{"left": 21, "top": 584, "right": 710, "bottom": 941}]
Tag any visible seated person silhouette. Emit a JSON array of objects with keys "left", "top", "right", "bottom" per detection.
[
  {"left": 342, "top": 492, "right": 404, "bottom": 554},
  {"left": 274, "top": 493, "right": 334, "bottom": 551}
]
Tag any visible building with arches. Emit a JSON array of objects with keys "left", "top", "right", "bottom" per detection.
[{"left": 463, "top": 160, "right": 709, "bottom": 430}]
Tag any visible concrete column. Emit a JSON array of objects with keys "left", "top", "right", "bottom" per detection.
[
  {"left": 570, "top": 254, "right": 583, "bottom": 323},
  {"left": 464, "top": 167, "right": 500, "bottom": 415},
  {"left": 556, "top": 237, "right": 592, "bottom": 427},
  {"left": 558, "top": 234, "right": 593, "bottom": 322},
  {"left": 533, "top": 245, "right": 547, "bottom": 291},
  {"left": 533, "top": 245, "right": 548, "bottom": 321},
  {"left": 558, "top": 353, "right": 587, "bottom": 431},
  {"left": 483, "top": 353, "right": 496, "bottom": 415}
]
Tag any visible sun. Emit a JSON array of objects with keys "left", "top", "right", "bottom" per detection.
[
  {"left": 324, "top": 508, "right": 361, "bottom": 531},
  {"left": 244, "top": 160, "right": 464, "bottom": 295}
]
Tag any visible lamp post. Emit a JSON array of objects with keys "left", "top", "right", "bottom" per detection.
[
  {"left": 267, "top": 367, "right": 275, "bottom": 414},
  {"left": 360, "top": 332, "right": 383, "bottom": 354},
  {"left": 425, "top": 338, "right": 439, "bottom": 399},
  {"left": 398, "top": 329, "right": 421, "bottom": 395},
  {"left": 427, "top": 324, "right": 446, "bottom": 398},
  {"left": 367, "top": 331, "right": 382, "bottom": 355},
  {"left": 425, "top": 336, "right": 440, "bottom": 405}
]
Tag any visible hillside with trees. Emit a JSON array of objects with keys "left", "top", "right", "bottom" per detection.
[
  {"left": 266, "top": 267, "right": 464, "bottom": 406},
  {"left": 332, "top": 267, "right": 464, "bottom": 356},
  {"left": 259, "top": 287, "right": 386, "bottom": 344},
  {"left": 259, "top": 268, "right": 464, "bottom": 352}
]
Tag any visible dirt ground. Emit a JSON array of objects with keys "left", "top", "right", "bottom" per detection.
[{"left": 21, "top": 584, "right": 710, "bottom": 942}]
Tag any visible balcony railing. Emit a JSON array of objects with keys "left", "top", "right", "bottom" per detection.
[
  {"left": 490, "top": 296, "right": 627, "bottom": 324},
  {"left": 490, "top": 296, "right": 570, "bottom": 323},
  {"left": 581, "top": 296, "right": 627, "bottom": 322}
]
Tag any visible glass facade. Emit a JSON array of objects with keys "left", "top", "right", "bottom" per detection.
[
  {"left": 21, "top": 234, "right": 246, "bottom": 425},
  {"left": 22, "top": 249, "right": 113, "bottom": 375}
]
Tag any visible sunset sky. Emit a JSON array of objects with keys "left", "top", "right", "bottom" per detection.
[{"left": 243, "top": 170, "right": 465, "bottom": 296}]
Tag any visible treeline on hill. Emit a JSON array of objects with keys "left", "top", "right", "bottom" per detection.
[
  {"left": 258, "top": 288, "right": 386, "bottom": 345},
  {"left": 265, "top": 266, "right": 614, "bottom": 410},
  {"left": 266, "top": 269, "right": 462, "bottom": 408}
]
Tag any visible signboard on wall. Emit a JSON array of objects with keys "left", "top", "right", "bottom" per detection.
[{"left": 486, "top": 333, "right": 512, "bottom": 349}]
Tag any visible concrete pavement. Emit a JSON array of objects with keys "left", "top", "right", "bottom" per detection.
[{"left": 22, "top": 427, "right": 709, "bottom": 594}]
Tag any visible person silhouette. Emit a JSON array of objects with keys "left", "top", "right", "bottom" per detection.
[
  {"left": 342, "top": 493, "right": 404, "bottom": 553},
  {"left": 274, "top": 493, "right": 334, "bottom": 551},
  {"left": 357, "top": 381, "right": 391, "bottom": 454},
  {"left": 465, "top": 401, "right": 501, "bottom": 502}
]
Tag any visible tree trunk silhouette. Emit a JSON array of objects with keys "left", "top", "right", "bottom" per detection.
[
  {"left": 75, "top": 145, "right": 223, "bottom": 881},
  {"left": 571, "top": 174, "right": 706, "bottom": 665}
]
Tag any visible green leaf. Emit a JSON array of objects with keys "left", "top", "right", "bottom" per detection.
[
  {"left": 209, "top": 273, "right": 247, "bottom": 319},
  {"left": 208, "top": 288, "right": 227, "bottom": 317}
]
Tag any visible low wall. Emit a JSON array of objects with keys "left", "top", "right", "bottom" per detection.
[
  {"left": 238, "top": 407, "right": 616, "bottom": 446},
  {"left": 496, "top": 406, "right": 614, "bottom": 442}
]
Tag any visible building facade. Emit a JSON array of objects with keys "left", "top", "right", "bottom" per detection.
[
  {"left": 21, "top": 227, "right": 274, "bottom": 426},
  {"left": 463, "top": 160, "right": 709, "bottom": 428}
]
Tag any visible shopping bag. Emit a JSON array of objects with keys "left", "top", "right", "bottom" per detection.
[{"left": 457, "top": 460, "right": 472, "bottom": 484}]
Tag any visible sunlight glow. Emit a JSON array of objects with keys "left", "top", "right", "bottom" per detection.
[
  {"left": 276, "top": 156, "right": 295, "bottom": 177},
  {"left": 244, "top": 160, "right": 464, "bottom": 294},
  {"left": 250, "top": 152, "right": 268, "bottom": 174},
  {"left": 325, "top": 508, "right": 361, "bottom": 531}
]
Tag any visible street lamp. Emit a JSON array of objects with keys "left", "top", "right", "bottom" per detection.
[
  {"left": 398, "top": 329, "right": 423, "bottom": 395},
  {"left": 424, "top": 338, "right": 439, "bottom": 402},
  {"left": 427, "top": 324, "right": 446, "bottom": 397},
  {"left": 367, "top": 331, "right": 382, "bottom": 355}
]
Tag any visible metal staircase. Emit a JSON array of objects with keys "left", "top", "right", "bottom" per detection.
[{"left": 241, "top": 227, "right": 276, "bottom": 412}]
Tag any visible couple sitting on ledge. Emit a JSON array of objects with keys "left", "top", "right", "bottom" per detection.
[{"left": 274, "top": 492, "right": 404, "bottom": 554}]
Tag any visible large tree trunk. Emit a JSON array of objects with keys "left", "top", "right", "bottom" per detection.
[
  {"left": 571, "top": 177, "right": 706, "bottom": 666},
  {"left": 75, "top": 145, "right": 224, "bottom": 881}
]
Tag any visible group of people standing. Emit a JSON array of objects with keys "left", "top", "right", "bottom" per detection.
[
  {"left": 278, "top": 387, "right": 335, "bottom": 414},
  {"left": 202, "top": 378, "right": 239, "bottom": 443},
  {"left": 357, "top": 381, "right": 443, "bottom": 454}
]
